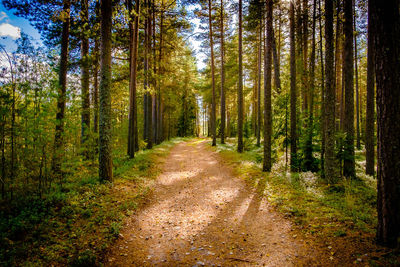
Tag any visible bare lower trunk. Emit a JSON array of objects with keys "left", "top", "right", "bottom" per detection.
[
  {"left": 365, "top": 0, "right": 375, "bottom": 176},
  {"left": 324, "top": 0, "right": 338, "bottom": 183},
  {"left": 99, "top": 0, "right": 113, "bottom": 182},
  {"left": 238, "top": 0, "right": 244, "bottom": 152},
  {"left": 128, "top": 0, "right": 140, "bottom": 158},
  {"left": 263, "top": 0, "right": 272, "bottom": 171},
  {"left": 208, "top": 0, "right": 217, "bottom": 147},
  {"left": 220, "top": 0, "right": 225, "bottom": 144},
  {"left": 343, "top": 0, "right": 355, "bottom": 178},
  {"left": 372, "top": 0, "right": 400, "bottom": 247},
  {"left": 289, "top": 1, "right": 297, "bottom": 172}
]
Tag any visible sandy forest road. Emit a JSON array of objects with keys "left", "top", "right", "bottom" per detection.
[{"left": 106, "top": 139, "right": 324, "bottom": 266}]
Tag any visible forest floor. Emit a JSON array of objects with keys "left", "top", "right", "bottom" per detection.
[{"left": 106, "top": 139, "right": 366, "bottom": 266}]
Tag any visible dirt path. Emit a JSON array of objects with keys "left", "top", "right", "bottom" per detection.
[{"left": 106, "top": 139, "right": 323, "bottom": 266}]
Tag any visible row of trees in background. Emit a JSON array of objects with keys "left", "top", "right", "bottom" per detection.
[
  {"left": 198, "top": 0, "right": 399, "bottom": 247},
  {"left": 1, "top": 0, "right": 199, "bottom": 198}
]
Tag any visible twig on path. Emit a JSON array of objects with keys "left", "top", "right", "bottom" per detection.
[{"left": 226, "top": 257, "right": 253, "bottom": 263}]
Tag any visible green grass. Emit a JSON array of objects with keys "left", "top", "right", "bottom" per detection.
[
  {"left": 212, "top": 138, "right": 377, "bottom": 237},
  {"left": 0, "top": 138, "right": 185, "bottom": 266}
]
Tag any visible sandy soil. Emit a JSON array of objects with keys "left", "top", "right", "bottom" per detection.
[{"left": 105, "top": 139, "right": 325, "bottom": 266}]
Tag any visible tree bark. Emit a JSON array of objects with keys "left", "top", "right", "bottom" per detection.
[
  {"left": 365, "top": 0, "right": 375, "bottom": 176},
  {"left": 237, "top": 0, "right": 244, "bottom": 152},
  {"left": 93, "top": 38, "right": 99, "bottom": 135},
  {"left": 208, "top": 0, "right": 217, "bottom": 147},
  {"left": 318, "top": 0, "right": 325, "bottom": 174},
  {"left": 289, "top": 0, "right": 297, "bottom": 172},
  {"left": 304, "top": 0, "right": 316, "bottom": 171},
  {"left": 263, "top": 0, "right": 272, "bottom": 171},
  {"left": 144, "top": 0, "right": 153, "bottom": 149},
  {"left": 52, "top": 0, "right": 71, "bottom": 176},
  {"left": 220, "top": 0, "right": 225, "bottom": 144},
  {"left": 372, "top": 0, "right": 400, "bottom": 248},
  {"left": 343, "top": 0, "right": 355, "bottom": 178},
  {"left": 353, "top": 1, "right": 360, "bottom": 150},
  {"left": 99, "top": 0, "right": 113, "bottom": 182},
  {"left": 128, "top": 0, "right": 140, "bottom": 158},
  {"left": 334, "top": 1, "right": 342, "bottom": 131},
  {"left": 324, "top": 0, "right": 338, "bottom": 183},
  {"left": 271, "top": 29, "right": 281, "bottom": 94},
  {"left": 302, "top": 0, "right": 308, "bottom": 114},
  {"left": 256, "top": 21, "right": 262, "bottom": 147}
]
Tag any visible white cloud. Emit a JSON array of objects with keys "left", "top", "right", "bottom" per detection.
[{"left": 0, "top": 23, "right": 21, "bottom": 39}]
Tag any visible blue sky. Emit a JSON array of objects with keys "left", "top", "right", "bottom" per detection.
[
  {"left": 0, "top": 2, "right": 41, "bottom": 51},
  {"left": 0, "top": 2, "right": 206, "bottom": 69}
]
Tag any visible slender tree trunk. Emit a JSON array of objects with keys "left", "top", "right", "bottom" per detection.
[
  {"left": 152, "top": 1, "right": 157, "bottom": 144},
  {"left": 81, "top": 0, "right": 90, "bottom": 148},
  {"left": 99, "top": 0, "right": 113, "bottom": 182},
  {"left": 128, "top": 0, "right": 140, "bottom": 158},
  {"left": 93, "top": 38, "right": 99, "bottom": 135},
  {"left": 343, "top": 0, "right": 355, "bottom": 178},
  {"left": 353, "top": 3, "right": 360, "bottom": 150},
  {"left": 208, "top": 0, "right": 217, "bottom": 146},
  {"left": 257, "top": 22, "right": 263, "bottom": 149},
  {"left": 324, "top": 0, "right": 338, "bottom": 183},
  {"left": 365, "top": 0, "right": 375, "bottom": 176},
  {"left": 302, "top": 0, "right": 309, "bottom": 114},
  {"left": 238, "top": 0, "right": 244, "bottom": 152},
  {"left": 52, "top": 0, "right": 71, "bottom": 177},
  {"left": 144, "top": 0, "right": 153, "bottom": 149},
  {"left": 290, "top": 0, "right": 297, "bottom": 172},
  {"left": 256, "top": 22, "right": 262, "bottom": 147},
  {"left": 372, "top": 0, "right": 400, "bottom": 248},
  {"left": 334, "top": 1, "right": 342, "bottom": 131},
  {"left": 318, "top": 0, "right": 325, "bottom": 174},
  {"left": 220, "top": 0, "right": 225, "bottom": 144},
  {"left": 263, "top": 0, "right": 272, "bottom": 171},
  {"left": 271, "top": 30, "right": 281, "bottom": 94},
  {"left": 305, "top": 0, "right": 316, "bottom": 171},
  {"left": 157, "top": 0, "right": 164, "bottom": 144}
]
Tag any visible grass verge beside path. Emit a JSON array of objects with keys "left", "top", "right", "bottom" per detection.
[
  {"left": 0, "top": 138, "right": 185, "bottom": 266},
  {"left": 210, "top": 138, "right": 399, "bottom": 266}
]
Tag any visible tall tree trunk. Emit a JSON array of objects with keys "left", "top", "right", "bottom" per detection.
[
  {"left": 343, "top": 0, "right": 355, "bottom": 178},
  {"left": 372, "top": 0, "right": 400, "bottom": 248},
  {"left": 81, "top": 0, "right": 90, "bottom": 148},
  {"left": 93, "top": 38, "right": 99, "bottom": 135},
  {"left": 220, "top": 0, "right": 225, "bottom": 144},
  {"left": 365, "top": 0, "right": 375, "bottom": 176},
  {"left": 290, "top": 0, "right": 297, "bottom": 172},
  {"left": 99, "top": 0, "right": 113, "bottom": 182},
  {"left": 52, "top": 0, "right": 71, "bottom": 177},
  {"left": 334, "top": 1, "right": 342, "bottom": 131},
  {"left": 353, "top": 1, "right": 360, "bottom": 150},
  {"left": 302, "top": 0, "right": 308, "bottom": 114},
  {"left": 304, "top": 0, "right": 316, "bottom": 171},
  {"left": 128, "top": 0, "right": 140, "bottom": 158},
  {"left": 263, "top": 0, "right": 272, "bottom": 171},
  {"left": 157, "top": 0, "right": 165, "bottom": 144},
  {"left": 238, "top": 0, "right": 244, "bottom": 152},
  {"left": 208, "top": 0, "right": 217, "bottom": 147},
  {"left": 271, "top": 30, "right": 281, "bottom": 94},
  {"left": 256, "top": 21, "right": 262, "bottom": 147},
  {"left": 144, "top": 0, "right": 153, "bottom": 149},
  {"left": 318, "top": 0, "right": 325, "bottom": 174},
  {"left": 152, "top": 1, "right": 157, "bottom": 144},
  {"left": 324, "top": 0, "right": 338, "bottom": 183}
]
